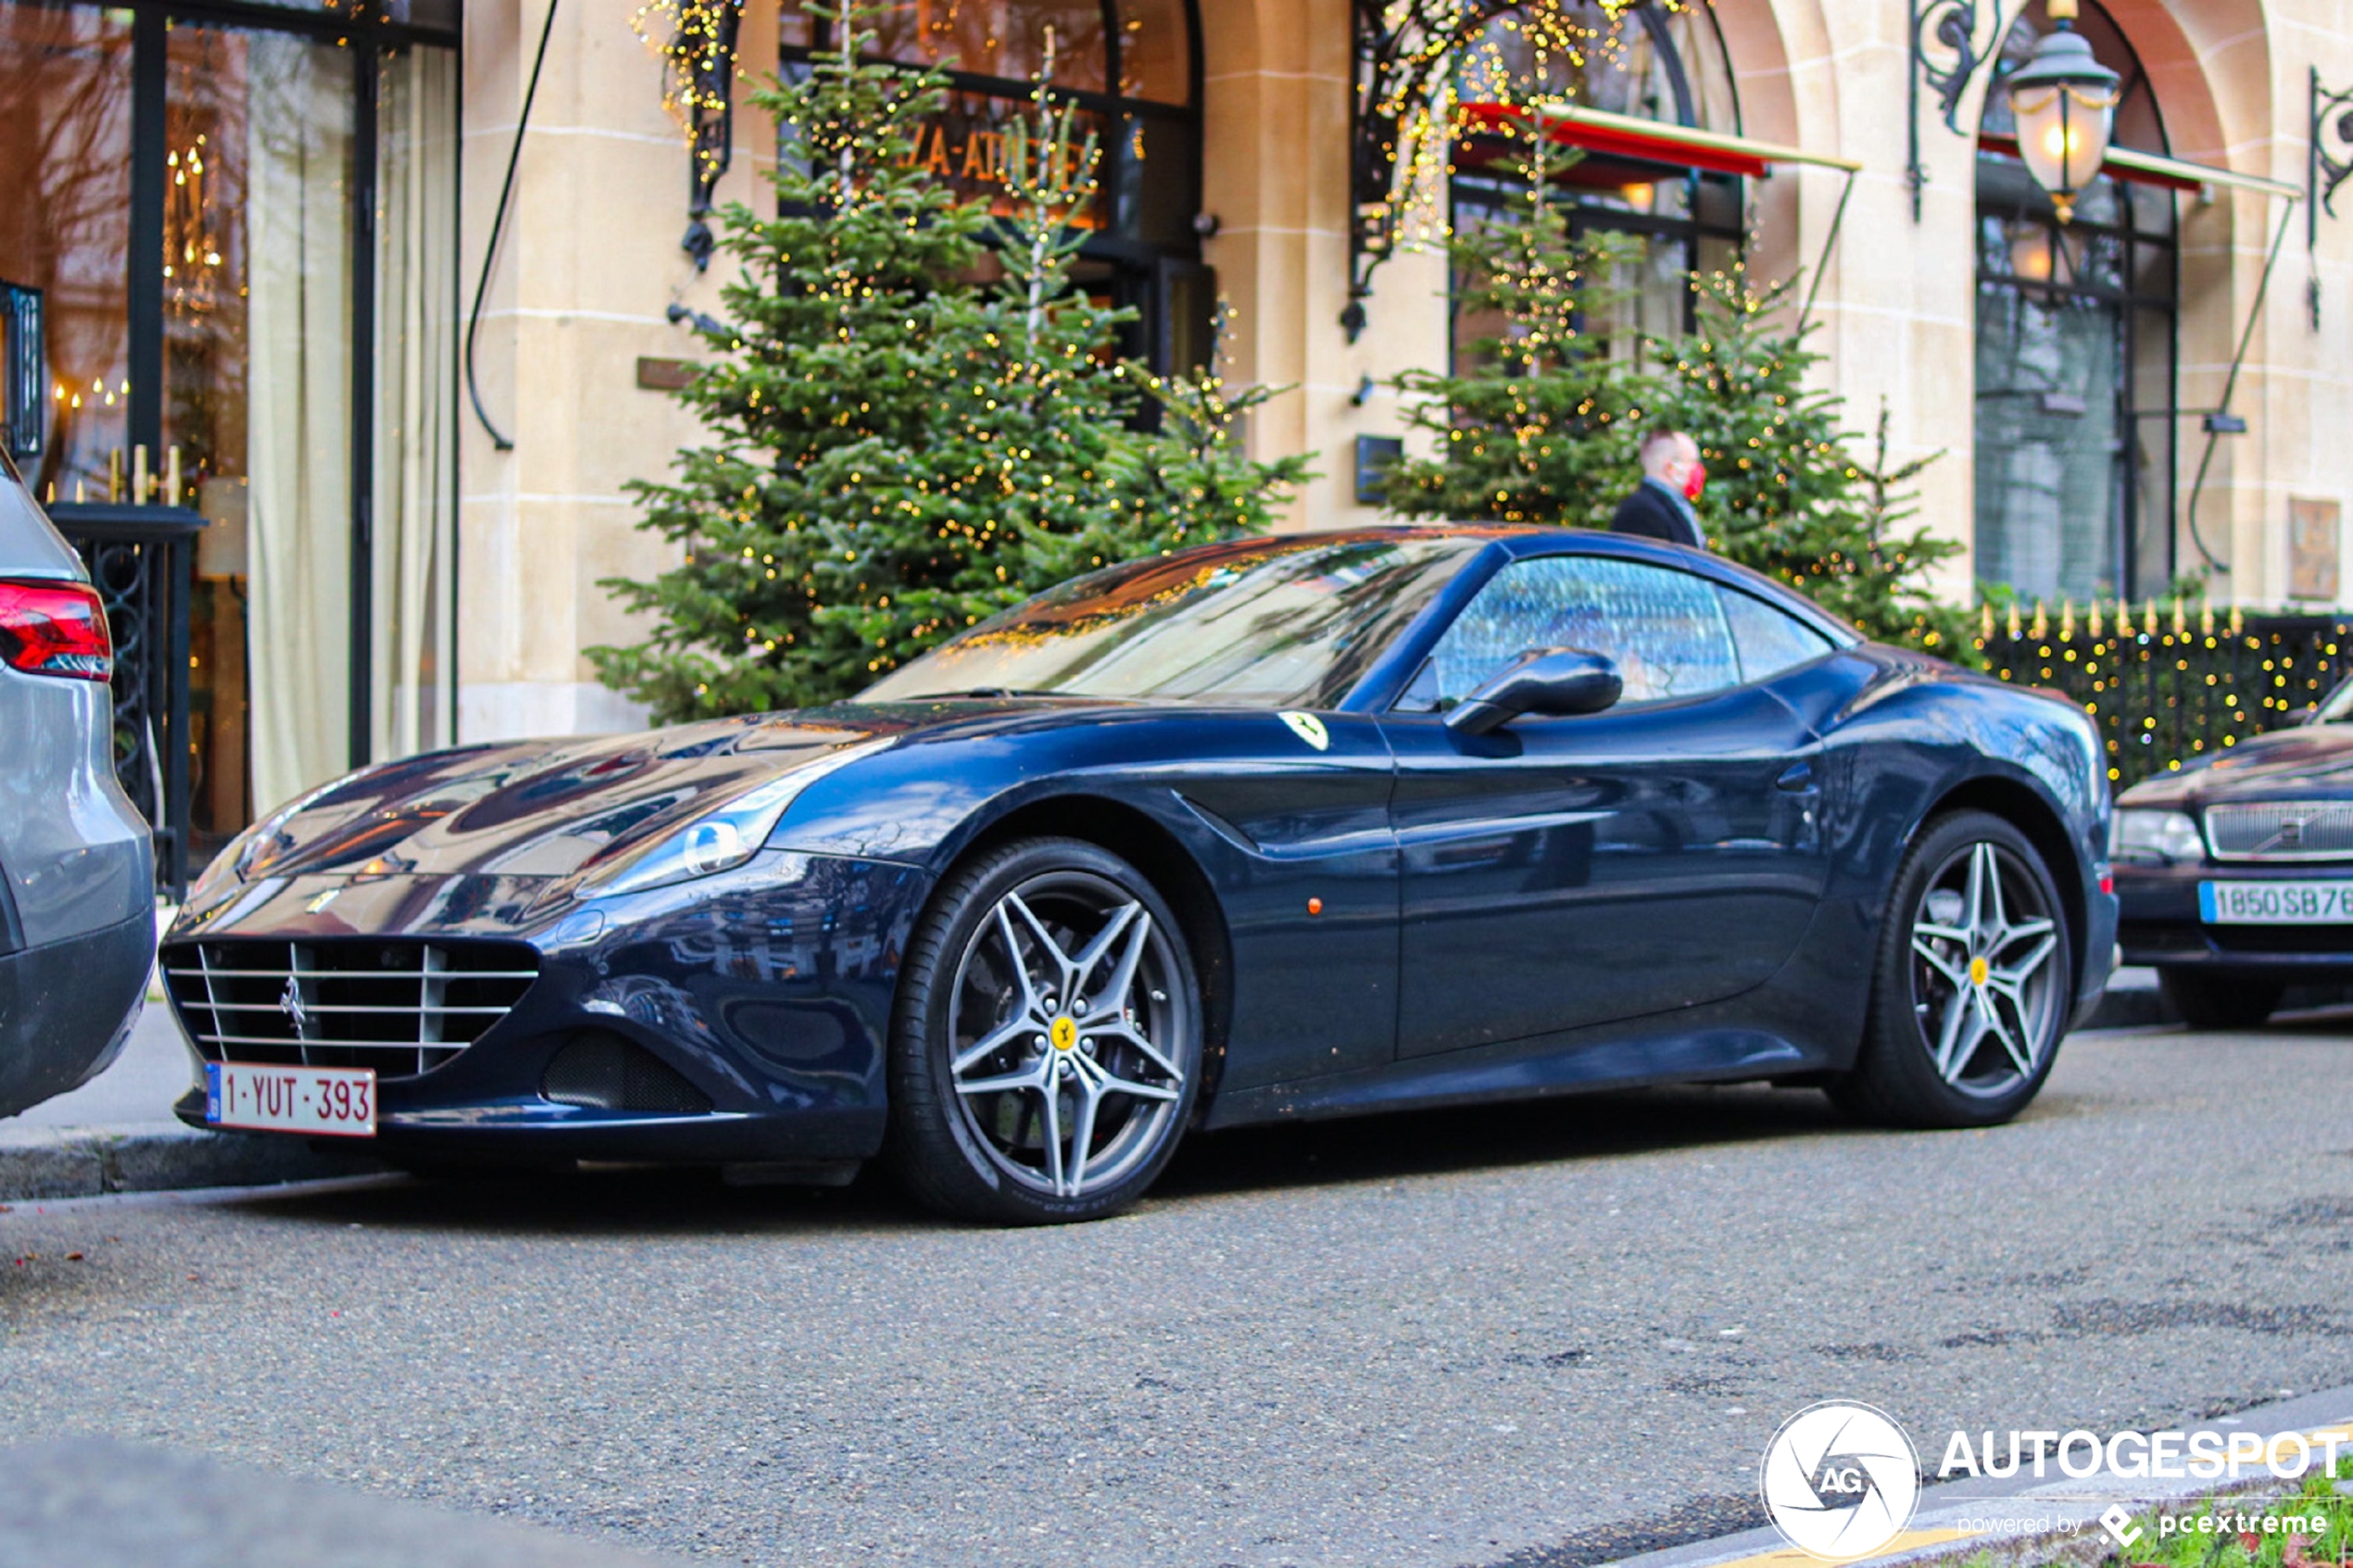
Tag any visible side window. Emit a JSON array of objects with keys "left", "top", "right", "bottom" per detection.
[
  {"left": 1425, "top": 556, "right": 1740, "bottom": 708},
  {"left": 1718, "top": 586, "right": 1836, "bottom": 684}
]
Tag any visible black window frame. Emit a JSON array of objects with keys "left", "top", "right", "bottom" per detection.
[
  {"left": 20, "top": 0, "right": 461, "bottom": 774},
  {"left": 781, "top": 0, "right": 1207, "bottom": 374},
  {"left": 1972, "top": 0, "right": 2180, "bottom": 602},
  {"left": 1445, "top": 0, "right": 1745, "bottom": 364}
]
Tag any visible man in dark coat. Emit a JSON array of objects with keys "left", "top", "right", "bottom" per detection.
[{"left": 1609, "top": 428, "right": 1707, "bottom": 549}]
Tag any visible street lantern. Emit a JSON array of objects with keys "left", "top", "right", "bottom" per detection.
[{"left": 2004, "top": 0, "right": 2120, "bottom": 223}]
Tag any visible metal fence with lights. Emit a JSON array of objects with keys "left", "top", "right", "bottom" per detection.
[{"left": 1976, "top": 603, "right": 2350, "bottom": 790}]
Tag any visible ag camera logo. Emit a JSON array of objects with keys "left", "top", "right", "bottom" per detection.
[{"left": 1760, "top": 1402, "right": 1921, "bottom": 1560}]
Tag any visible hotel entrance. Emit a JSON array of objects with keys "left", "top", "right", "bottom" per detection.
[{"left": 0, "top": 0, "right": 458, "bottom": 880}]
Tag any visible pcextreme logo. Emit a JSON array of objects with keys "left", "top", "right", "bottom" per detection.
[{"left": 1759, "top": 1401, "right": 1922, "bottom": 1561}]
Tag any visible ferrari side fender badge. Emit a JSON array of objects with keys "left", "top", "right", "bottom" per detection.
[{"left": 1279, "top": 711, "right": 1330, "bottom": 751}]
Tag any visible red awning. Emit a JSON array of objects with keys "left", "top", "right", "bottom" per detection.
[
  {"left": 1977, "top": 132, "right": 2197, "bottom": 193},
  {"left": 1456, "top": 102, "right": 1861, "bottom": 180},
  {"left": 1459, "top": 102, "right": 1767, "bottom": 179},
  {"left": 1978, "top": 132, "right": 2302, "bottom": 200}
]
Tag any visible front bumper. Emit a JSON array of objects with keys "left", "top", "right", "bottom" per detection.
[
  {"left": 163, "top": 852, "right": 933, "bottom": 1163},
  {"left": 0, "top": 911, "right": 154, "bottom": 1118},
  {"left": 2116, "top": 859, "right": 2353, "bottom": 975}
]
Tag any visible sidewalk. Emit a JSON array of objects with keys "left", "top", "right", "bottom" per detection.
[{"left": 0, "top": 984, "right": 382, "bottom": 1203}]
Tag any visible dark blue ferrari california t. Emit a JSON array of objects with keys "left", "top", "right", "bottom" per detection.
[{"left": 167, "top": 527, "right": 2116, "bottom": 1223}]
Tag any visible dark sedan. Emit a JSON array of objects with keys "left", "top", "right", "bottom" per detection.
[
  {"left": 166, "top": 527, "right": 2115, "bottom": 1223},
  {"left": 2114, "top": 684, "right": 2353, "bottom": 1026}
]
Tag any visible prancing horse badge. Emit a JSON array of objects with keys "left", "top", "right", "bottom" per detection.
[{"left": 1278, "top": 712, "right": 1330, "bottom": 752}]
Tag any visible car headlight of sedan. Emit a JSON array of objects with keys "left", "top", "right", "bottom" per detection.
[
  {"left": 2109, "top": 808, "right": 2207, "bottom": 865},
  {"left": 578, "top": 737, "right": 890, "bottom": 898}
]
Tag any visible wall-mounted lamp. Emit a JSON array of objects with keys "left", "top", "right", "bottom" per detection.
[
  {"left": 1908, "top": 0, "right": 2119, "bottom": 225},
  {"left": 2002, "top": 0, "right": 2119, "bottom": 224}
]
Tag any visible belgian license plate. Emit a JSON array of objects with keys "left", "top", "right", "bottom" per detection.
[
  {"left": 204, "top": 1061, "right": 376, "bottom": 1137},
  {"left": 2199, "top": 881, "right": 2353, "bottom": 925}
]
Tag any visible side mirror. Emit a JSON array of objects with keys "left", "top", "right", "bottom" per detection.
[{"left": 1444, "top": 647, "right": 1623, "bottom": 736}]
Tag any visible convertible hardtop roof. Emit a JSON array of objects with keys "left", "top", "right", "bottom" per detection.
[{"left": 1228, "top": 522, "right": 1865, "bottom": 649}]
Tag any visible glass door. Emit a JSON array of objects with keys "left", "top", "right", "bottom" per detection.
[{"left": 164, "top": 18, "right": 359, "bottom": 842}]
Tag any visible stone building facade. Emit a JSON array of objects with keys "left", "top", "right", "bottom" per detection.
[{"left": 5, "top": 0, "right": 2348, "bottom": 847}]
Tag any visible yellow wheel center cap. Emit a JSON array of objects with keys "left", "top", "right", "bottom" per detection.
[
  {"left": 1969, "top": 957, "right": 1990, "bottom": 986},
  {"left": 1050, "top": 1016, "right": 1078, "bottom": 1052}
]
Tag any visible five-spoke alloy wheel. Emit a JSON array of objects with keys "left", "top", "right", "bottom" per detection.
[
  {"left": 887, "top": 838, "right": 1202, "bottom": 1223},
  {"left": 1833, "top": 810, "right": 2074, "bottom": 1128}
]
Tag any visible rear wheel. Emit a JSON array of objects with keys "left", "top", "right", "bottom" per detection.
[
  {"left": 2157, "top": 968, "right": 2282, "bottom": 1029},
  {"left": 1831, "top": 810, "right": 2073, "bottom": 1128},
  {"left": 885, "top": 837, "right": 1202, "bottom": 1224}
]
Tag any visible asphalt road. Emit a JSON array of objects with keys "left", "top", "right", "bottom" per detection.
[{"left": 6, "top": 1017, "right": 2353, "bottom": 1568}]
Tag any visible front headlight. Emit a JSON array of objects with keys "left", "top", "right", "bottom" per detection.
[
  {"left": 2110, "top": 808, "right": 2206, "bottom": 865},
  {"left": 577, "top": 737, "right": 890, "bottom": 898}
]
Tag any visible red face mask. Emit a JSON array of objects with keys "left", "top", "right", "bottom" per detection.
[{"left": 1681, "top": 461, "right": 1708, "bottom": 503}]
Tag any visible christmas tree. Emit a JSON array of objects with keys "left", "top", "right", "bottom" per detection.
[
  {"left": 591, "top": 1, "right": 1302, "bottom": 723},
  {"left": 1380, "top": 127, "right": 1970, "bottom": 661},
  {"left": 1644, "top": 271, "right": 1974, "bottom": 660}
]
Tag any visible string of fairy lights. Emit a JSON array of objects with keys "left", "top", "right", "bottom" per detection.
[
  {"left": 632, "top": 0, "right": 744, "bottom": 191},
  {"left": 1978, "top": 600, "right": 2353, "bottom": 787},
  {"left": 1368, "top": 0, "right": 1711, "bottom": 256}
]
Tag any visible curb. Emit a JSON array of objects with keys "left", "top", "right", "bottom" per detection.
[
  {"left": 0, "top": 1123, "right": 384, "bottom": 1202},
  {"left": 2082, "top": 980, "right": 2353, "bottom": 1032}
]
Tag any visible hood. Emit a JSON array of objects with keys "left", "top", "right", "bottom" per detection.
[
  {"left": 204, "top": 696, "right": 1150, "bottom": 893},
  {"left": 2121, "top": 722, "right": 2353, "bottom": 809},
  {"left": 217, "top": 711, "right": 910, "bottom": 889}
]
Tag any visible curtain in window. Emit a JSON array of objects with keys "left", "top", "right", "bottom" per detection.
[
  {"left": 244, "top": 33, "right": 354, "bottom": 813},
  {"left": 372, "top": 44, "right": 457, "bottom": 761}
]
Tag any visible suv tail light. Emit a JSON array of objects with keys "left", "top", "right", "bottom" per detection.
[{"left": 0, "top": 579, "right": 113, "bottom": 681}]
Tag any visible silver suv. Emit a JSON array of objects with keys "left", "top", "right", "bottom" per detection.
[{"left": 0, "top": 450, "right": 155, "bottom": 1117}]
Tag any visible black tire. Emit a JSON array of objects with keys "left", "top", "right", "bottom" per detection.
[
  {"left": 1831, "top": 809, "right": 2075, "bottom": 1129},
  {"left": 884, "top": 837, "right": 1202, "bottom": 1225},
  {"left": 2157, "top": 968, "right": 2282, "bottom": 1029}
]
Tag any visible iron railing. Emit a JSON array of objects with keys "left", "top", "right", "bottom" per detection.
[{"left": 44, "top": 502, "right": 205, "bottom": 897}]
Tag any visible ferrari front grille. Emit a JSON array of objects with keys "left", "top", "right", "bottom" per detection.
[
  {"left": 2206, "top": 802, "right": 2353, "bottom": 862},
  {"left": 162, "top": 939, "right": 539, "bottom": 1080}
]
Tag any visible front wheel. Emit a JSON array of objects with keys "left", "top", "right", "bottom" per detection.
[
  {"left": 885, "top": 837, "right": 1202, "bottom": 1224},
  {"left": 1831, "top": 810, "right": 2073, "bottom": 1129}
]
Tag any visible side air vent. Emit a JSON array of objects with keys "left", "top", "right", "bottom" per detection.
[{"left": 541, "top": 1031, "right": 712, "bottom": 1115}]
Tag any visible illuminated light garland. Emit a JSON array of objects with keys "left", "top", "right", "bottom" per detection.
[{"left": 631, "top": 0, "right": 746, "bottom": 187}]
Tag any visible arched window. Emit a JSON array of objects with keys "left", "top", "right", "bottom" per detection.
[
  {"left": 1975, "top": 0, "right": 2178, "bottom": 602},
  {"left": 1449, "top": 0, "right": 1743, "bottom": 358},
  {"left": 781, "top": 0, "right": 1207, "bottom": 373}
]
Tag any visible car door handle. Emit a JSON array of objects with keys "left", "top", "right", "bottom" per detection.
[{"left": 1775, "top": 760, "right": 1818, "bottom": 794}]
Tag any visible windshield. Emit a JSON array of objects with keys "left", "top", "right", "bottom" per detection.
[{"left": 856, "top": 533, "right": 1484, "bottom": 709}]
